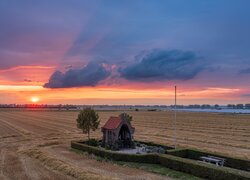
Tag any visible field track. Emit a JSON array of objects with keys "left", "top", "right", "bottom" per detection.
[
  {"left": 1, "top": 110, "right": 249, "bottom": 158},
  {"left": 1, "top": 109, "right": 180, "bottom": 180},
  {"left": 0, "top": 109, "right": 249, "bottom": 179}
]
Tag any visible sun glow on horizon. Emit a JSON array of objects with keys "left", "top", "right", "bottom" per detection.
[
  {"left": 0, "top": 84, "right": 246, "bottom": 105},
  {"left": 30, "top": 96, "right": 40, "bottom": 103}
]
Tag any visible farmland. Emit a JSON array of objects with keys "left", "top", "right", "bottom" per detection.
[{"left": 0, "top": 109, "right": 249, "bottom": 179}]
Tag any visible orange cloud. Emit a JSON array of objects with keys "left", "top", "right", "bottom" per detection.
[
  {"left": 0, "top": 85, "right": 43, "bottom": 91},
  {"left": 0, "top": 84, "right": 245, "bottom": 105},
  {"left": 0, "top": 65, "right": 56, "bottom": 86},
  {"left": 0, "top": 65, "right": 55, "bottom": 73}
]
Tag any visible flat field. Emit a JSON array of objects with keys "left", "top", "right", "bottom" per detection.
[{"left": 0, "top": 109, "right": 249, "bottom": 179}]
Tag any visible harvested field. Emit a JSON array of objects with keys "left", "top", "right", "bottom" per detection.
[{"left": 0, "top": 109, "right": 249, "bottom": 179}]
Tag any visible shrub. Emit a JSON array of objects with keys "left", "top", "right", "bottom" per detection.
[
  {"left": 86, "top": 139, "right": 99, "bottom": 147},
  {"left": 71, "top": 141, "right": 159, "bottom": 164},
  {"left": 135, "top": 140, "right": 173, "bottom": 150},
  {"left": 130, "top": 141, "right": 136, "bottom": 149},
  {"left": 158, "top": 154, "right": 250, "bottom": 180},
  {"left": 186, "top": 149, "right": 250, "bottom": 172},
  {"left": 167, "top": 148, "right": 250, "bottom": 171},
  {"left": 71, "top": 141, "right": 250, "bottom": 180},
  {"left": 166, "top": 148, "right": 188, "bottom": 157}
]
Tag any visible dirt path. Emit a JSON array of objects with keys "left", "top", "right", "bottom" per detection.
[
  {"left": 2, "top": 109, "right": 249, "bottom": 179},
  {"left": 0, "top": 111, "right": 171, "bottom": 180},
  {"left": 45, "top": 144, "right": 167, "bottom": 180},
  {"left": 19, "top": 154, "right": 72, "bottom": 180},
  {"left": 0, "top": 148, "right": 7, "bottom": 180}
]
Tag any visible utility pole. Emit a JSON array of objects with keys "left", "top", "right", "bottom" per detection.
[{"left": 174, "top": 86, "right": 177, "bottom": 149}]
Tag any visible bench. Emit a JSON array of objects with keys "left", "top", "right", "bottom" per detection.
[{"left": 200, "top": 156, "right": 225, "bottom": 166}]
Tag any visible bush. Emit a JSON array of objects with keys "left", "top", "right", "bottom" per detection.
[
  {"left": 85, "top": 138, "right": 99, "bottom": 147},
  {"left": 186, "top": 149, "right": 250, "bottom": 172},
  {"left": 71, "top": 141, "right": 250, "bottom": 180},
  {"left": 166, "top": 148, "right": 188, "bottom": 158},
  {"left": 104, "top": 141, "right": 120, "bottom": 151},
  {"left": 158, "top": 154, "right": 250, "bottom": 180},
  {"left": 167, "top": 148, "right": 250, "bottom": 171},
  {"left": 135, "top": 140, "right": 173, "bottom": 150},
  {"left": 71, "top": 141, "right": 159, "bottom": 164}
]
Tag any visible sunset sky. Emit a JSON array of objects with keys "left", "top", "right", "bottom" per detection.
[{"left": 1, "top": 0, "right": 250, "bottom": 105}]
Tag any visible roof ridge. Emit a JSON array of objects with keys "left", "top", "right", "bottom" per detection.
[{"left": 102, "top": 116, "right": 123, "bottom": 130}]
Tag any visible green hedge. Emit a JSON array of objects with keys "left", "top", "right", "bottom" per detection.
[
  {"left": 71, "top": 141, "right": 159, "bottom": 164},
  {"left": 135, "top": 140, "right": 173, "bottom": 150},
  {"left": 187, "top": 149, "right": 250, "bottom": 172},
  {"left": 158, "top": 154, "right": 250, "bottom": 180},
  {"left": 71, "top": 141, "right": 250, "bottom": 180},
  {"left": 167, "top": 148, "right": 188, "bottom": 157},
  {"left": 167, "top": 148, "right": 250, "bottom": 171}
]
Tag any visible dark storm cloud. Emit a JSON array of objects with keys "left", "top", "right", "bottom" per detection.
[
  {"left": 44, "top": 62, "right": 111, "bottom": 88},
  {"left": 1, "top": 0, "right": 250, "bottom": 90},
  {"left": 119, "top": 49, "right": 205, "bottom": 82}
]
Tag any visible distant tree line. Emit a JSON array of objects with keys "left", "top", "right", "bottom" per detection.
[
  {"left": 170, "top": 104, "right": 250, "bottom": 109},
  {"left": 0, "top": 104, "right": 77, "bottom": 110},
  {"left": 227, "top": 104, "right": 250, "bottom": 109},
  {"left": 1, "top": 103, "right": 250, "bottom": 110}
]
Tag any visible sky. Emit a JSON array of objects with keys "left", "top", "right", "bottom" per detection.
[{"left": 1, "top": 0, "right": 250, "bottom": 105}]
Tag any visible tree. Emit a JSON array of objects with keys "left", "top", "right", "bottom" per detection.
[
  {"left": 214, "top": 104, "right": 220, "bottom": 109},
  {"left": 245, "top": 104, "right": 250, "bottom": 109},
  {"left": 76, "top": 108, "right": 100, "bottom": 140},
  {"left": 236, "top": 104, "right": 244, "bottom": 109},
  {"left": 119, "top": 113, "right": 133, "bottom": 124}
]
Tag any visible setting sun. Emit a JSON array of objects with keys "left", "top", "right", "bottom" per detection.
[{"left": 31, "top": 96, "right": 40, "bottom": 103}]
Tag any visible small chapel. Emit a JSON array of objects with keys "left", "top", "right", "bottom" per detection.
[{"left": 101, "top": 116, "right": 135, "bottom": 149}]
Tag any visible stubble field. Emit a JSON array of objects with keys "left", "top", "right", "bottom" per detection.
[{"left": 0, "top": 109, "right": 249, "bottom": 179}]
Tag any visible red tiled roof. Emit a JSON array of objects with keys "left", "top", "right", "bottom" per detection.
[{"left": 102, "top": 116, "right": 122, "bottom": 130}]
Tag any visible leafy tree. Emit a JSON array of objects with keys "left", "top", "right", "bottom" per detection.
[
  {"left": 76, "top": 108, "right": 100, "bottom": 140},
  {"left": 119, "top": 113, "right": 133, "bottom": 124}
]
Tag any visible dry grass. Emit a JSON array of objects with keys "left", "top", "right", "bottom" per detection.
[
  {"left": 19, "top": 148, "right": 104, "bottom": 180},
  {"left": 37, "top": 140, "right": 63, "bottom": 147},
  {"left": 1, "top": 110, "right": 250, "bottom": 158},
  {"left": 0, "top": 109, "right": 171, "bottom": 180},
  {"left": 0, "top": 109, "right": 249, "bottom": 179},
  {"left": 95, "top": 110, "right": 250, "bottom": 159}
]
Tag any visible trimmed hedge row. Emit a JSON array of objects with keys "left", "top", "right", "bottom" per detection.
[
  {"left": 71, "top": 141, "right": 250, "bottom": 180},
  {"left": 71, "top": 141, "right": 158, "bottom": 164},
  {"left": 167, "top": 148, "right": 250, "bottom": 172},
  {"left": 159, "top": 154, "right": 250, "bottom": 180},
  {"left": 167, "top": 148, "right": 188, "bottom": 157},
  {"left": 134, "top": 140, "right": 173, "bottom": 150}
]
